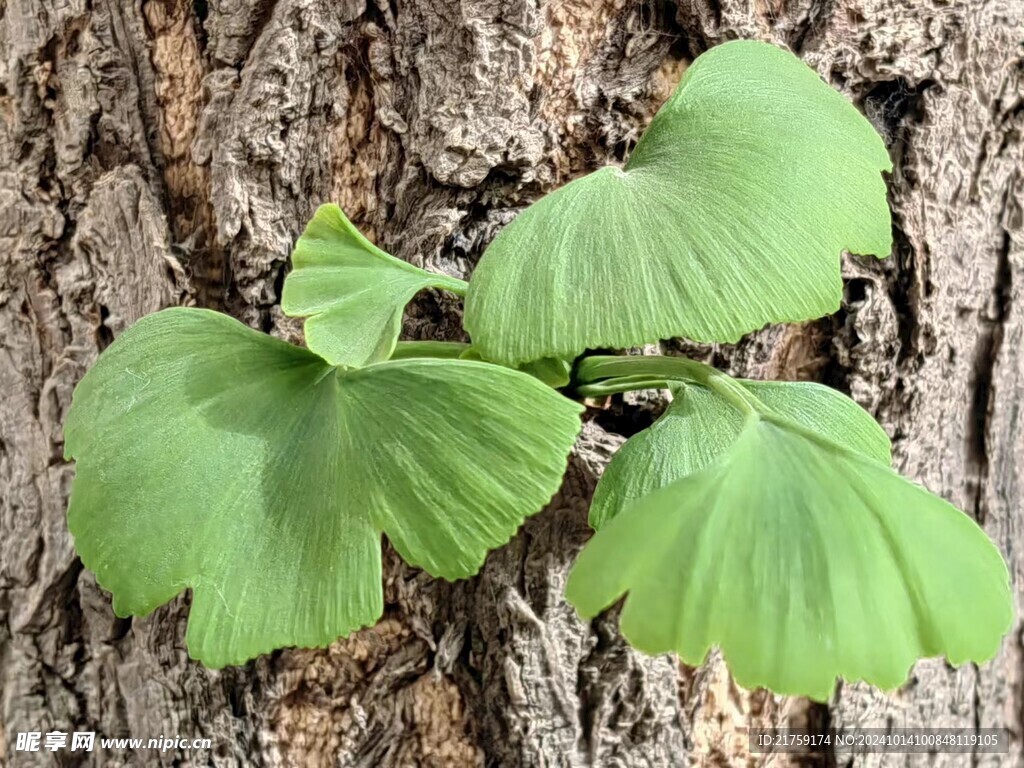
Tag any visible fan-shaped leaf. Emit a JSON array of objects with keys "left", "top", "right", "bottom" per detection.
[
  {"left": 282, "top": 204, "right": 468, "bottom": 367},
  {"left": 590, "top": 379, "right": 891, "bottom": 528},
  {"left": 465, "top": 40, "right": 892, "bottom": 365},
  {"left": 568, "top": 415, "right": 1012, "bottom": 701},
  {"left": 65, "top": 308, "right": 581, "bottom": 667}
]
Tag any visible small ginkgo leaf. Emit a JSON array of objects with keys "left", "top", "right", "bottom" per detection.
[
  {"left": 590, "top": 379, "right": 891, "bottom": 529},
  {"left": 281, "top": 204, "right": 468, "bottom": 367},
  {"left": 567, "top": 416, "right": 1012, "bottom": 701},
  {"left": 65, "top": 308, "right": 581, "bottom": 667},
  {"left": 464, "top": 40, "right": 893, "bottom": 365}
]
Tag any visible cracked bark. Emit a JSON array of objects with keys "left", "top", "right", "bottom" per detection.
[{"left": 1, "top": 0, "right": 1022, "bottom": 766}]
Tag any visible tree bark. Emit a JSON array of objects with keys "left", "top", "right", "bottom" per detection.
[{"left": 1, "top": 1, "right": 1022, "bottom": 766}]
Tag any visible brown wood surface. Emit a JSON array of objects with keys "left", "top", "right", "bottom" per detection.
[{"left": 1, "top": 1, "right": 1022, "bottom": 765}]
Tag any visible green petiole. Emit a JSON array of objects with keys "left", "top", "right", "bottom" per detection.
[
  {"left": 429, "top": 273, "right": 470, "bottom": 298},
  {"left": 389, "top": 341, "right": 471, "bottom": 360},
  {"left": 573, "top": 355, "right": 765, "bottom": 418},
  {"left": 573, "top": 375, "right": 671, "bottom": 399}
]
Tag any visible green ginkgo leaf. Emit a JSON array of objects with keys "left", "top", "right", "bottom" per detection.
[
  {"left": 464, "top": 40, "right": 893, "bottom": 365},
  {"left": 567, "top": 413, "right": 1012, "bottom": 701},
  {"left": 590, "top": 379, "right": 891, "bottom": 528},
  {"left": 65, "top": 308, "right": 581, "bottom": 667},
  {"left": 281, "top": 204, "right": 468, "bottom": 367}
]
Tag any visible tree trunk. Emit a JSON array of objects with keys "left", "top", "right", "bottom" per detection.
[{"left": 2, "top": 0, "right": 1022, "bottom": 766}]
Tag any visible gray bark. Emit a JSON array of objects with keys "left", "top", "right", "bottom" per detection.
[{"left": 1, "top": 0, "right": 1022, "bottom": 766}]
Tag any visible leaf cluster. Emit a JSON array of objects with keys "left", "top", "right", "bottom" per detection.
[{"left": 64, "top": 41, "right": 1011, "bottom": 700}]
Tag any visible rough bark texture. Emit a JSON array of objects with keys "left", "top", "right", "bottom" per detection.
[{"left": 1, "top": 0, "right": 1022, "bottom": 766}]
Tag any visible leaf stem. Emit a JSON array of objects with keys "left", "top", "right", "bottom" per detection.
[
  {"left": 573, "top": 355, "right": 763, "bottom": 417},
  {"left": 574, "top": 376, "right": 671, "bottom": 398},
  {"left": 390, "top": 341, "right": 471, "bottom": 360},
  {"left": 430, "top": 274, "right": 469, "bottom": 297}
]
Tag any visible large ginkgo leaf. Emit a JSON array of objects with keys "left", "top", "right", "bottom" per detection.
[
  {"left": 567, "top": 416, "right": 1012, "bottom": 701},
  {"left": 65, "top": 308, "right": 581, "bottom": 667},
  {"left": 464, "top": 40, "right": 892, "bottom": 365},
  {"left": 590, "top": 379, "right": 891, "bottom": 528},
  {"left": 281, "top": 204, "right": 468, "bottom": 367}
]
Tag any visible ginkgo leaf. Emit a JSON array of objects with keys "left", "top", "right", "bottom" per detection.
[
  {"left": 464, "top": 40, "right": 893, "bottom": 365},
  {"left": 281, "top": 204, "right": 468, "bottom": 367},
  {"left": 65, "top": 308, "right": 581, "bottom": 667},
  {"left": 567, "top": 415, "right": 1012, "bottom": 701},
  {"left": 590, "top": 379, "right": 891, "bottom": 528}
]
